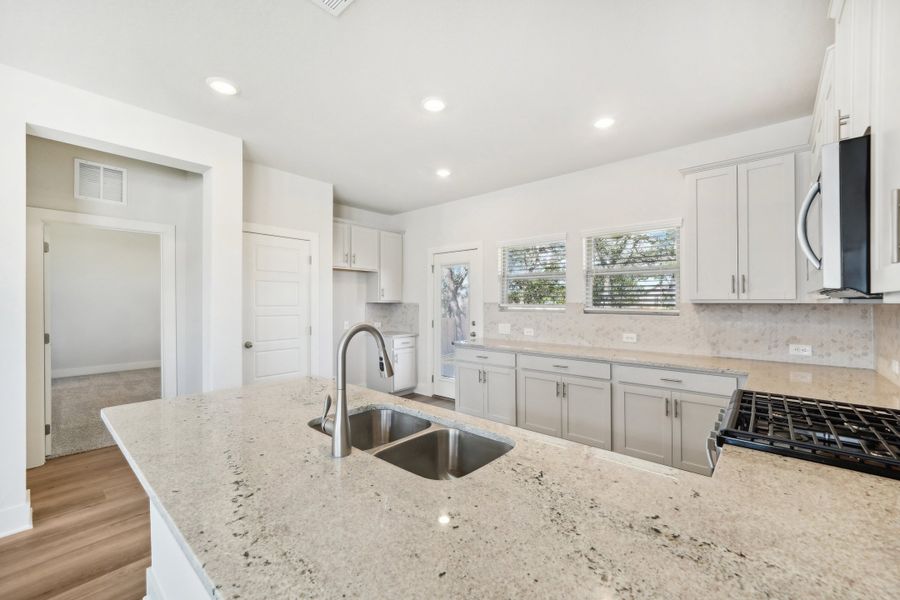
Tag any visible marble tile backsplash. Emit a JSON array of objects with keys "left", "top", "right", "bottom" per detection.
[
  {"left": 365, "top": 303, "right": 419, "bottom": 334},
  {"left": 874, "top": 304, "right": 900, "bottom": 384},
  {"left": 485, "top": 302, "right": 876, "bottom": 369}
]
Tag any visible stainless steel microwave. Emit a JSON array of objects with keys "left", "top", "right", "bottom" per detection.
[{"left": 797, "top": 134, "right": 878, "bottom": 299}]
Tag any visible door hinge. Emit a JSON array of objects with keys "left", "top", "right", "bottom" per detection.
[
  {"left": 308, "top": 325, "right": 313, "bottom": 335},
  {"left": 43, "top": 241, "right": 50, "bottom": 253},
  {"left": 431, "top": 374, "right": 434, "bottom": 383},
  {"left": 308, "top": 255, "right": 313, "bottom": 265},
  {"left": 44, "top": 424, "right": 51, "bottom": 435},
  {"left": 44, "top": 333, "right": 50, "bottom": 345},
  {"left": 431, "top": 264, "right": 434, "bottom": 273}
]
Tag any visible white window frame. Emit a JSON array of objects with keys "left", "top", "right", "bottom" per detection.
[
  {"left": 74, "top": 158, "right": 128, "bottom": 205},
  {"left": 498, "top": 233, "right": 568, "bottom": 311},
  {"left": 583, "top": 219, "right": 682, "bottom": 315}
]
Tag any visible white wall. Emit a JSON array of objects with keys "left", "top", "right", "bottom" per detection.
[
  {"left": 48, "top": 223, "right": 161, "bottom": 377},
  {"left": 397, "top": 117, "right": 815, "bottom": 393},
  {"left": 243, "top": 162, "right": 334, "bottom": 375},
  {"left": 0, "top": 63, "right": 243, "bottom": 538},
  {"left": 29, "top": 137, "right": 202, "bottom": 389}
]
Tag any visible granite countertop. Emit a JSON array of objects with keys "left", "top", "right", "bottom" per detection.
[
  {"left": 457, "top": 339, "right": 900, "bottom": 409},
  {"left": 103, "top": 378, "right": 900, "bottom": 599}
]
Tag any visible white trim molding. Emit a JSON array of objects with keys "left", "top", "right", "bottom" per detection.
[
  {"left": 582, "top": 218, "right": 683, "bottom": 238},
  {"left": 52, "top": 360, "right": 162, "bottom": 379},
  {"left": 0, "top": 492, "right": 32, "bottom": 538}
]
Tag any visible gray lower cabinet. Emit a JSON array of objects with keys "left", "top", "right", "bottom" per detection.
[
  {"left": 613, "top": 383, "right": 729, "bottom": 475},
  {"left": 455, "top": 360, "right": 516, "bottom": 425},
  {"left": 671, "top": 391, "right": 728, "bottom": 474},
  {"left": 612, "top": 383, "right": 673, "bottom": 465},
  {"left": 517, "top": 368, "right": 611, "bottom": 449}
]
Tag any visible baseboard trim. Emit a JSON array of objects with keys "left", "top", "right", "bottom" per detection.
[
  {"left": 0, "top": 492, "right": 33, "bottom": 539},
  {"left": 52, "top": 360, "right": 161, "bottom": 379}
]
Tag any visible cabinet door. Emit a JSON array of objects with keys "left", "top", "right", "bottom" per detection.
[
  {"left": 484, "top": 366, "right": 516, "bottom": 425},
  {"left": 455, "top": 363, "right": 484, "bottom": 417},
  {"left": 333, "top": 222, "right": 350, "bottom": 268},
  {"left": 392, "top": 346, "right": 417, "bottom": 392},
  {"left": 737, "top": 155, "right": 797, "bottom": 300},
  {"left": 689, "top": 166, "right": 739, "bottom": 300},
  {"left": 516, "top": 369, "right": 561, "bottom": 437},
  {"left": 562, "top": 376, "right": 611, "bottom": 450},
  {"left": 378, "top": 231, "right": 403, "bottom": 301},
  {"left": 350, "top": 225, "right": 379, "bottom": 271},
  {"left": 833, "top": 0, "right": 873, "bottom": 139},
  {"left": 612, "top": 384, "right": 672, "bottom": 466},
  {"left": 672, "top": 391, "right": 728, "bottom": 475}
]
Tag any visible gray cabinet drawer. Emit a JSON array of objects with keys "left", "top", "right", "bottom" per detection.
[
  {"left": 518, "top": 354, "right": 610, "bottom": 380},
  {"left": 454, "top": 347, "right": 516, "bottom": 368},
  {"left": 613, "top": 364, "right": 737, "bottom": 396}
]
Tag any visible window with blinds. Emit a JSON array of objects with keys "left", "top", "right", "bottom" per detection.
[
  {"left": 499, "top": 238, "right": 567, "bottom": 308},
  {"left": 584, "top": 225, "right": 680, "bottom": 313}
]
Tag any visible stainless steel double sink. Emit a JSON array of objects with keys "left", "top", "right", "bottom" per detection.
[{"left": 309, "top": 408, "right": 513, "bottom": 480}]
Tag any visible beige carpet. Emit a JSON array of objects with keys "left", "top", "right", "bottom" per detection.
[{"left": 50, "top": 368, "right": 161, "bottom": 457}]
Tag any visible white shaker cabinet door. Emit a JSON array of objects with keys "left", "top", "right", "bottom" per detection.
[
  {"left": 377, "top": 231, "right": 403, "bottom": 302},
  {"left": 455, "top": 363, "right": 485, "bottom": 418},
  {"left": 738, "top": 154, "right": 797, "bottom": 300},
  {"left": 350, "top": 225, "right": 379, "bottom": 271},
  {"left": 672, "top": 391, "right": 728, "bottom": 475},
  {"left": 689, "top": 166, "right": 739, "bottom": 300},
  {"left": 484, "top": 366, "right": 516, "bottom": 426},
  {"left": 516, "top": 369, "right": 562, "bottom": 437},
  {"left": 612, "top": 383, "right": 672, "bottom": 466},
  {"left": 333, "top": 222, "right": 350, "bottom": 268},
  {"left": 562, "top": 376, "right": 611, "bottom": 450}
]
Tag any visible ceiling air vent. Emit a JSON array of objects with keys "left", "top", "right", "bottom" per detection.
[
  {"left": 75, "top": 159, "right": 127, "bottom": 205},
  {"left": 309, "top": 0, "right": 355, "bottom": 17}
]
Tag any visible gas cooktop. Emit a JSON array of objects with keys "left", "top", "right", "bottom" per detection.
[{"left": 712, "top": 390, "right": 900, "bottom": 479}]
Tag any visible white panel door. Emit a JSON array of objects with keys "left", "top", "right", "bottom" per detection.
[
  {"left": 690, "top": 166, "right": 739, "bottom": 300},
  {"left": 433, "top": 248, "right": 482, "bottom": 398},
  {"left": 738, "top": 155, "right": 797, "bottom": 300},
  {"left": 242, "top": 232, "right": 311, "bottom": 384},
  {"left": 350, "top": 225, "right": 379, "bottom": 271}
]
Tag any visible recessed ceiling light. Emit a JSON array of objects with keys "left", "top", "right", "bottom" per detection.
[
  {"left": 593, "top": 116, "right": 616, "bottom": 129},
  {"left": 206, "top": 77, "right": 239, "bottom": 96},
  {"left": 436, "top": 168, "right": 451, "bottom": 178},
  {"left": 422, "top": 97, "right": 446, "bottom": 113}
]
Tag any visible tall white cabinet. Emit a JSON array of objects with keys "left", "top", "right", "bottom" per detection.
[{"left": 688, "top": 153, "right": 796, "bottom": 302}]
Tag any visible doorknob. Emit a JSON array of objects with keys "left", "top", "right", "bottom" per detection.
[{"left": 244, "top": 341, "right": 253, "bottom": 349}]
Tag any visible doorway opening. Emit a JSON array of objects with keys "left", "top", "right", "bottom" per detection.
[{"left": 45, "top": 222, "right": 163, "bottom": 457}]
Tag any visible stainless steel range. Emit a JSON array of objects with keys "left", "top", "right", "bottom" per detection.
[{"left": 708, "top": 390, "right": 900, "bottom": 479}]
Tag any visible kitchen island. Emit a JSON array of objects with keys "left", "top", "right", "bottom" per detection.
[{"left": 102, "top": 377, "right": 900, "bottom": 599}]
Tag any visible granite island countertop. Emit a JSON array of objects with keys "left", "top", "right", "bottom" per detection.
[
  {"left": 457, "top": 339, "right": 900, "bottom": 409},
  {"left": 103, "top": 377, "right": 899, "bottom": 599}
]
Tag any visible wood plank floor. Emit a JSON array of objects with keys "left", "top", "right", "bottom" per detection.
[
  {"left": 0, "top": 446, "right": 150, "bottom": 600},
  {"left": 403, "top": 392, "right": 455, "bottom": 411}
]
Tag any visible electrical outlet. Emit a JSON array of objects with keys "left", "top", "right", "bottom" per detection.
[
  {"left": 373, "top": 321, "right": 382, "bottom": 328},
  {"left": 523, "top": 327, "right": 535, "bottom": 336},
  {"left": 622, "top": 332, "right": 637, "bottom": 343},
  {"left": 498, "top": 323, "right": 511, "bottom": 335},
  {"left": 789, "top": 371, "right": 813, "bottom": 383},
  {"left": 892, "top": 359, "right": 900, "bottom": 376},
  {"left": 789, "top": 344, "right": 812, "bottom": 357}
]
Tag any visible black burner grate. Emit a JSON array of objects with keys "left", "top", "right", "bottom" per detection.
[{"left": 717, "top": 390, "right": 900, "bottom": 479}]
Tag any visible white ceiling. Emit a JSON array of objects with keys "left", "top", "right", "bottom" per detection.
[{"left": 0, "top": 0, "right": 832, "bottom": 214}]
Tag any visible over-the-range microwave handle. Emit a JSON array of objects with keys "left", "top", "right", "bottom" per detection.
[{"left": 797, "top": 179, "right": 822, "bottom": 270}]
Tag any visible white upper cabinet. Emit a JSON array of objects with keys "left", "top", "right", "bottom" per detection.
[
  {"left": 349, "top": 225, "right": 379, "bottom": 271},
  {"left": 371, "top": 230, "right": 402, "bottom": 302},
  {"left": 689, "top": 166, "right": 739, "bottom": 301},
  {"left": 737, "top": 155, "right": 797, "bottom": 300},
  {"left": 689, "top": 154, "right": 796, "bottom": 302},
  {"left": 832, "top": 0, "right": 873, "bottom": 140},
  {"left": 333, "top": 222, "right": 351, "bottom": 268}
]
